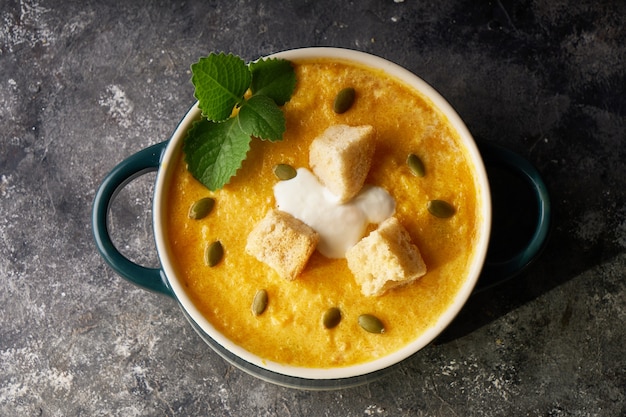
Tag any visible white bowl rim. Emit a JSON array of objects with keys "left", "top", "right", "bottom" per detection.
[{"left": 153, "top": 47, "right": 492, "bottom": 381}]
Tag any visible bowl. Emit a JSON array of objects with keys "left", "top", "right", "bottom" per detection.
[{"left": 92, "top": 47, "right": 550, "bottom": 389}]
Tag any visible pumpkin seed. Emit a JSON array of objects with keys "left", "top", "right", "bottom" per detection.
[
  {"left": 252, "top": 289, "right": 268, "bottom": 316},
  {"left": 358, "top": 314, "right": 385, "bottom": 334},
  {"left": 333, "top": 87, "right": 355, "bottom": 114},
  {"left": 188, "top": 197, "right": 215, "bottom": 219},
  {"left": 205, "top": 240, "right": 223, "bottom": 267},
  {"left": 407, "top": 153, "right": 425, "bottom": 177},
  {"left": 273, "top": 163, "right": 297, "bottom": 180},
  {"left": 323, "top": 307, "right": 342, "bottom": 329},
  {"left": 427, "top": 200, "right": 456, "bottom": 218}
]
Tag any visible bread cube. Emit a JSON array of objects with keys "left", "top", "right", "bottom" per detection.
[
  {"left": 345, "top": 217, "right": 427, "bottom": 296},
  {"left": 309, "top": 124, "right": 376, "bottom": 202},
  {"left": 245, "top": 209, "right": 319, "bottom": 281}
]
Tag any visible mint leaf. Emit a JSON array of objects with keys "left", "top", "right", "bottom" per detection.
[
  {"left": 184, "top": 118, "right": 252, "bottom": 191},
  {"left": 249, "top": 58, "right": 296, "bottom": 105},
  {"left": 238, "top": 95, "right": 286, "bottom": 141},
  {"left": 185, "top": 53, "right": 296, "bottom": 190},
  {"left": 191, "top": 53, "right": 251, "bottom": 121}
]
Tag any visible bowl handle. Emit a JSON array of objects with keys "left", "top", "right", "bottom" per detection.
[
  {"left": 92, "top": 141, "right": 174, "bottom": 298},
  {"left": 474, "top": 142, "right": 551, "bottom": 292}
]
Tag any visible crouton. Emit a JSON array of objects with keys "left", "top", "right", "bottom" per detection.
[
  {"left": 345, "top": 217, "right": 426, "bottom": 296},
  {"left": 309, "top": 124, "right": 376, "bottom": 202},
  {"left": 245, "top": 209, "right": 320, "bottom": 281}
]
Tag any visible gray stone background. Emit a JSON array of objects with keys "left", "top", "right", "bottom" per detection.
[{"left": 1, "top": 0, "right": 624, "bottom": 416}]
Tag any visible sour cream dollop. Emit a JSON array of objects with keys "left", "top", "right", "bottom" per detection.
[{"left": 273, "top": 168, "right": 395, "bottom": 258}]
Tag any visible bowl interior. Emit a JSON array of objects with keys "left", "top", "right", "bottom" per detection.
[{"left": 153, "top": 47, "right": 492, "bottom": 383}]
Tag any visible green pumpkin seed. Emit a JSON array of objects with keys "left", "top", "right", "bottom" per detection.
[
  {"left": 407, "top": 153, "right": 425, "bottom": 177},
  {"left": 427, "top": 200, "right": 456, "bottom": 218},
  {"left": 205, "top": 240, "right": 223, "bottom": 267},
  {"left": 273, "top": 164, "right": 297, "bottom": 180},
  {"left": 188, "top": 197, "right": 215, "bottom": 219},
  {"left": 323, "top": 307, "right": 342, "bottom": 329},
  {"left": 358, "top": 314, "right": 385, "bottom": 334},
  {"left": 252, "top": 289, "right": 268, "bottom": 316},
  {"left": 333, "top": 87, "right": 355, "bottom": 114}
]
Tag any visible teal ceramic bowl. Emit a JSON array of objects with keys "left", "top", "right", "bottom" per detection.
[{"left": 92, "top": 47, "right": 550, "bottom": 389}]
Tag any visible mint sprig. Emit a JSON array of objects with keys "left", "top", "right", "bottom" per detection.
[{"left": 184, "top": 53, "right": 296, "bottom": 191}]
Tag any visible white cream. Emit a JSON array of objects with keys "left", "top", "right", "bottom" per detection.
[{"left": 273, "top": 168, "right": 395, "bottom": 258}]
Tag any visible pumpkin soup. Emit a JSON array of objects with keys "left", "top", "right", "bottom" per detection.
[{"left": 165, "top": 58, "right": 481, "bottom": 367}]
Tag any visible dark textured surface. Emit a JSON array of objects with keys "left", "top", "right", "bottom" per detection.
[{"left": 1, "top": 0, "right": 625, "bottom": 415}]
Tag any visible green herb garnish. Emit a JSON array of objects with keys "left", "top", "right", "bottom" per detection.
[{"left": 183, "top": 52, "right": 296, "bottom": 191}]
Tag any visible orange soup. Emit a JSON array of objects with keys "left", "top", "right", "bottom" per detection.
[{"left": 165, "top": 58, "right": 481, "bottom": 367}]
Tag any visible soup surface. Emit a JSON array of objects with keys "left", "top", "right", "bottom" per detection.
[{"left": 166, "top": 58, "right": 481, "bottom": 368}]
